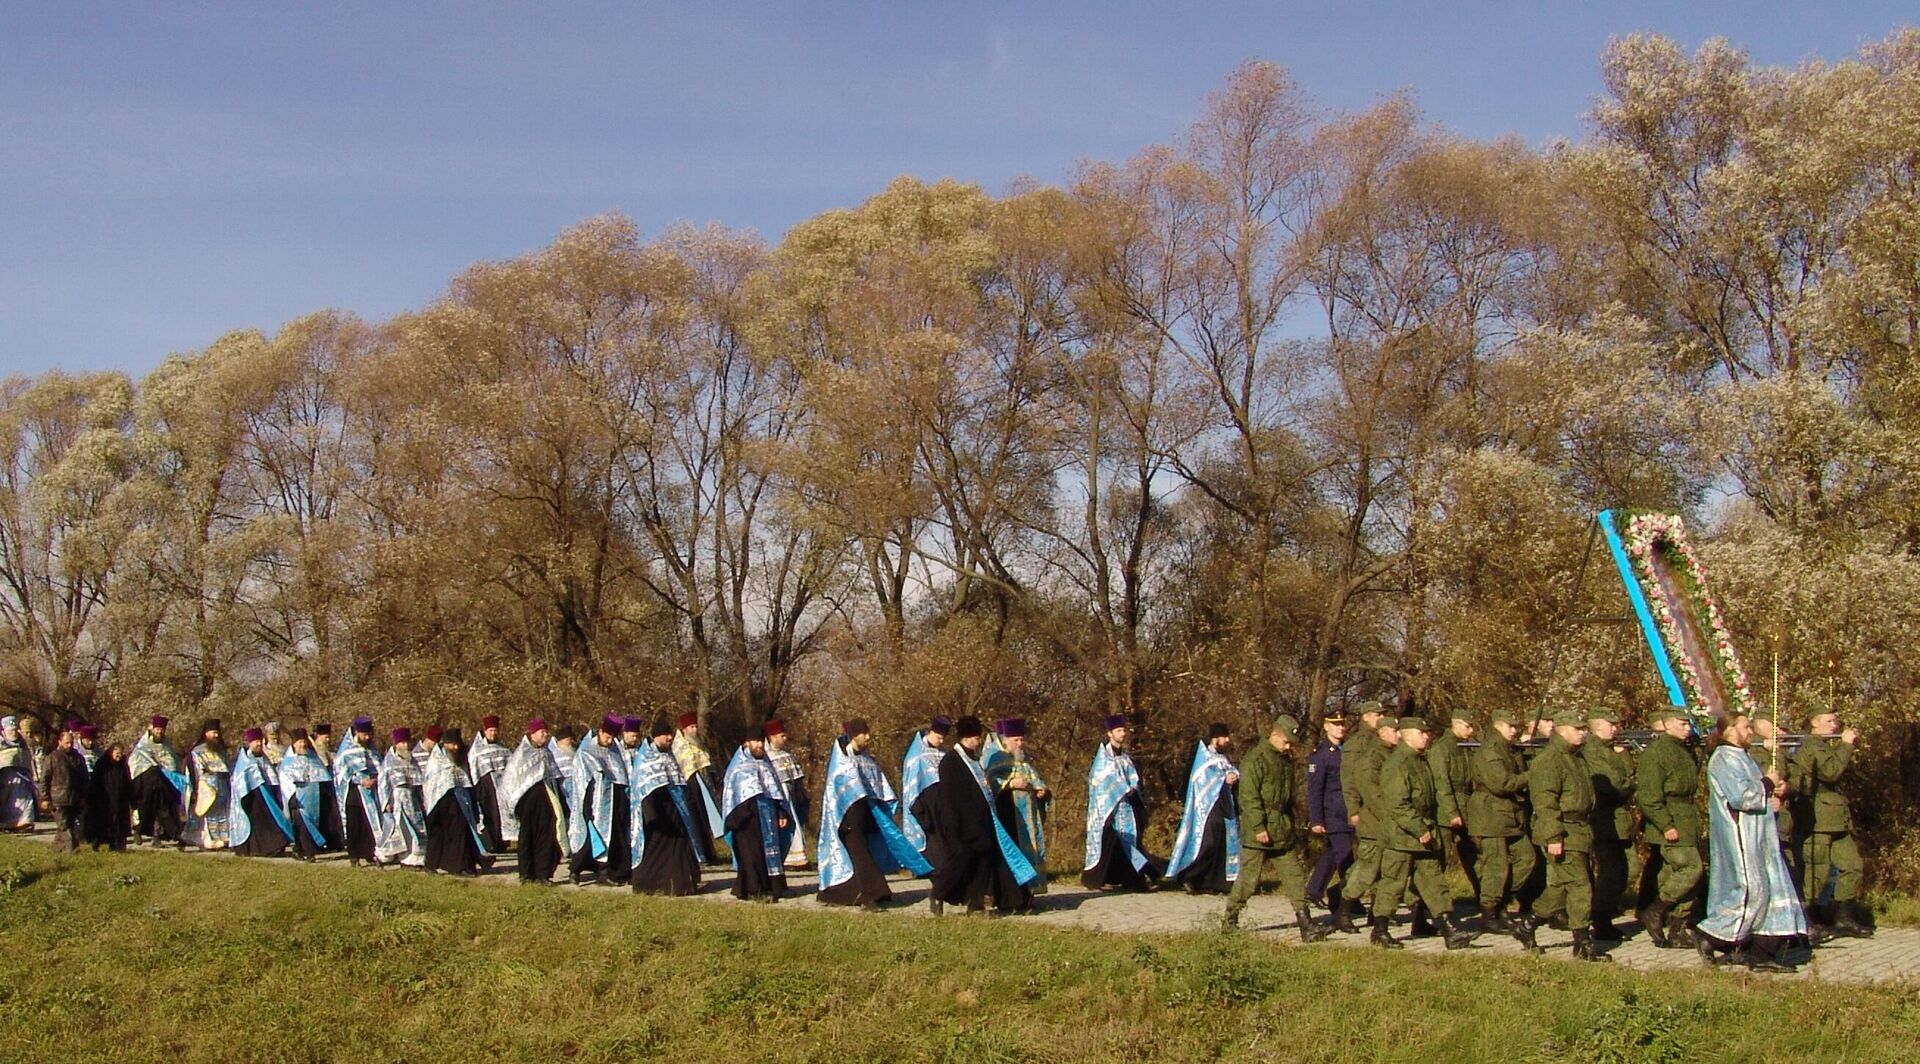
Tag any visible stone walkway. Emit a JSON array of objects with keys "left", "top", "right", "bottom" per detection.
[{"left": 24, "top": 834, "right": 1920, "bottom": 984}]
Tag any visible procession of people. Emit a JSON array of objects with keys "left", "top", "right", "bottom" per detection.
[{"left": 0, "top": 697, "right": 1872, "bottom": 972}]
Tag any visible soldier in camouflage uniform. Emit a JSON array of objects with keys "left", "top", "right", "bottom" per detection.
[
  {"left": 1336, "top": 702, "right": 1393, "bottom": 933},
  {"left": 1530, "top": 709, "right": 1610, "bottom": 962},
  {"left": 1430, "top": 709, "right": 1479, "bottom": 904},
  {"left": 1582, "top": 706, "right": 1635, "bottom": 942},
  {"left": 1793, "top": 707, "right": 1869, "bottom": 937},
  {"left": 1370, "top": 715, "right": 1473, "bottom": 951},
  {"left": 1635, "top": 706, "right": 1703, "bottom": 949},
  {"left": 1468, "top": 709, "right": 1538, "bottom": 942}
]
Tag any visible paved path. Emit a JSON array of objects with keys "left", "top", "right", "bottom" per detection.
[{"left": 23, "top": 835, "right": 1920, "bottom": 984}]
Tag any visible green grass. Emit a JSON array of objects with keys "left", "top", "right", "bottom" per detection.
[{"left": 1, "top": 838, "right": 1917, "bottom": 1063}]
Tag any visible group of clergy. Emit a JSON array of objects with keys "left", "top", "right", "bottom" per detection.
[
  {"left": 5, "top": 708, "right": 1076, "bottom": 917},
  {"left": 1155, "top": 697, "right": 1869, "bottom": 974}
]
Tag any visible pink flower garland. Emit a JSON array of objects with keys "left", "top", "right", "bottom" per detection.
[{"left": 1621, "top": 512, "right": 1756, "bottom": 719}]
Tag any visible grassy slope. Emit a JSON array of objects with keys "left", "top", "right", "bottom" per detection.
[{"left": 0, "top": 839, "right": 1915, "bottom": 1064}]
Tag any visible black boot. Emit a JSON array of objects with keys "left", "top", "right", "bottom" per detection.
[
  {"left": 1436, "top": 913, "right": 1475, "bottom": 951},
  {"left": 1370, "top": 915, "right": 1403, "bottom": 950},
  {"left": 1635, "top": 898, "right": 1666, "bottom": 941},
  {"left": 1544, "top": 910, "right": 1569, "bottom": 932},
  {"left": 1665, "top": 911, "right": 1695, "bottom": 949},
  {"left": 1513, "top": 913, "right": 1543, "bottom": 954},
  {"left": 1333, "top": 897, "right": 1361, "bottom": 935},
  {"left": 1696, "top": 931, "right": 1726, "bottom": 967},
  {"left": 1409, "top": 901, "right": 1437, "bottom": 939},
  {"left": 1746, "top": 936, "right": 1798, "bottom": 974},
  {"left": 1834, "top": 902, "right": 1872, "bottom": 939},
  {"left": 1296, "top": 903, "right": 1331, "bottom": 943},
  {"left": 1592, "top": 918, "right": 1622, "bottom": 943},
  {"left": 1481, "top": 905, "right": 1511, "bottom": 933},
  {"left": 1572, "top": 929, "right": 1613, "bottom": 962}
]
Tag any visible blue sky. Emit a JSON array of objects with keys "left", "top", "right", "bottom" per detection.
[{"left": 2, "top": 2, "right": 1912, "bottom": 377}]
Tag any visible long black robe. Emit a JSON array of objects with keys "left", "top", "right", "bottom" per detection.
[
  {"left": 286, "top": 790, "right": 326, "bottom": 859},
  {"left": 472, "top": 772, "right": 507, "bottom": 852},
  {"left": 342, "top": 785, "right": 379, "bottom": 864},
  {"left": 316, "top": 781, "right": 343, "bottom": 853},
  {"left": 1172, "top": 788, "right": 1235, "bottom": 894},
  {"left": 930, "top": 749, "right": 1027, "bottom": 913},
  {"left": 233, "top": 789, "right": 290, "bottom": 857},
  {"left": 819, "top": 798, "right": 894, "bottom": 907},
  {"left": 130, "top": 765, "right": 181, "bottom": 843},
  {"left": 1081, "top": 794, "right": 1165, "bottom": 891},
  {"left": 911, "top": 781, "right": 949, "bottom": 871},
  {"left": 84, "top": 756, "right": 132, "bottom": 850},
  {"left": 726, "top": 797, "right": 787, "bottom": 900},
  {"left": 691, "top": 767, "right": 725, "bottom": 865},
  {"left": 514, "top": 783, "right": 562, "bottom": 884},
  {"left": 424, "top": 791, "right": 484, "bottom": 874},
  {"left": 567, "top": 781, "right": 632, "bottom": 884},
  {"left": 631, "top": 786, "right": 701, "bottom": 896}
]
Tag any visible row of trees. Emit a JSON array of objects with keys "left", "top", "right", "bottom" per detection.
[{"left": 6, "top": 34, "right": 1920, "bottom": 868}]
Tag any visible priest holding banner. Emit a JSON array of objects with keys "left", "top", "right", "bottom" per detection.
[{"left": 1697, "top": 710, "right": 1809, "bottom": 972}]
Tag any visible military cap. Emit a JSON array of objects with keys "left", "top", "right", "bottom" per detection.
[
  {"left": 1586, "top": 705, "right": 1620, "bottom": 724},
  {"left": 1321, "top": 707, "right": 1348, "bottom": 724},
  {"left": 1487, "top": 707, "right": 1520, "bottom": 726},
  {"left": 1395, "top": 716, "right": 1431, "bottom": 733},
  {"left": 1647, "top": 706, "right": 1686, "bottom": 725},
  {"left": 1270, "top": 714, "right": 1302, "bottom": 744},
  {"left": 1355, "top": 699, "right": 1385, "bottom": 718},
  {"left": 1748, "top": 703, "right": 1774, "bottom": 723},
  {"left": 1551, "top": 708, "right": 1588, "bottom": 727}
]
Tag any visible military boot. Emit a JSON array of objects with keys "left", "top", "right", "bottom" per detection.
[
  {"left": 1480, "top": 905, "right": 1511, "bottom": 933},
  {"left": 1296, "top": 903, "right": 1331, "bottom": 943},
  {"left": 1333, "top": 897, "right": 1361, "bottom": 934},
  {"left": 1664, "top": 911, "right": 1695, "bottom": 949},
  {"left": 1834, "top": 902, "right": 1872, "bottom": 939},
  {"left": 1592, "top": 918, "right": 1622, "bottom": 943},
  {"left": 1638, "top": 901, "right": 1670, "bottom": 947},
  {"left": 1409, "top": 901, "right": 1437, "bottom": 938},
  {"left": 1512, "top": 914, "right": 1543, "bottom": 955},
  {"left": 1221, "top": 902, "right": 1243, "bottom": 931},
  {"left": 1370, "top": 915, "right": 1403, "bottom": 950},
  {"left": 1435, "top": 913, "right": 1475, "bottom": 951},
  {"left": 1571, "top": 929, "right": 1612, "bottom": 962}
]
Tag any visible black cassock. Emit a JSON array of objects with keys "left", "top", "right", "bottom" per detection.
[
  {"left": 911, "top": 778, "right": 948, "bottom": 871},
  {"left": 726, "top": 796, "right": 788, "bottom": 900},
  {"left": 316, "top": 780, "right": 344, "bottom": 854},
  {"left": 568, "top": 781, "right": 632, "bottom": 885},
  {"left": 424, "top": 791, "right": 484, "bottom": 875},
  {"left": 1172, "top": 788, "right": 1235, "bottom": 894},
  {"left": 630, "top": 785, "right": 701, "bottom": 896},
  {"left": 1081, "top": 793, "right": 1166, "bottom": 891},
  {"left": 818, "top": 798, "right": 893, "bottom": 907},
  {"left": 130, "top": 764, "right": 181, "bottom": 843},
  {"left": 233, "top": 787, "right": 290, "bottom": 857},
  {"left": 472, "top": 772, "right": 507, "bottom": 852},
  {"left": 929, "top": 749, "right": 1029, "bottom": 913},
  {"left": 514, "top": 783, "right": 563, "bottom": 884},
  {"left": 342, "top": 784, "right": 380, "bottom": 864},
  {"left": 84, "top": 756, "right": 132, "bottom": 850},
  {"left": 286, "top": 790, "right": 327, "bottom": 859}
]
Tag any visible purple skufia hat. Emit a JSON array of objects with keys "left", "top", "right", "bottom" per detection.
[
  {"left": 928, "top": 715, "right": 953, "bottom": 736},
  {"left": 995, "top": 718, "right": 1026, "bottom": 738},
  {"left": 1102, "top": 714, "right": 1128, "bottom": 732}
]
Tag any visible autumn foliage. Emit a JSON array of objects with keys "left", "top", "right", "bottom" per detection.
[{"left": 6, "top": 34, "right": 1920, "bottom": 869}]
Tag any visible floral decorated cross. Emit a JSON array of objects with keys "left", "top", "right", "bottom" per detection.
[{"left": 1597, "top": 509, "right": 1755, "bottom": 726}]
